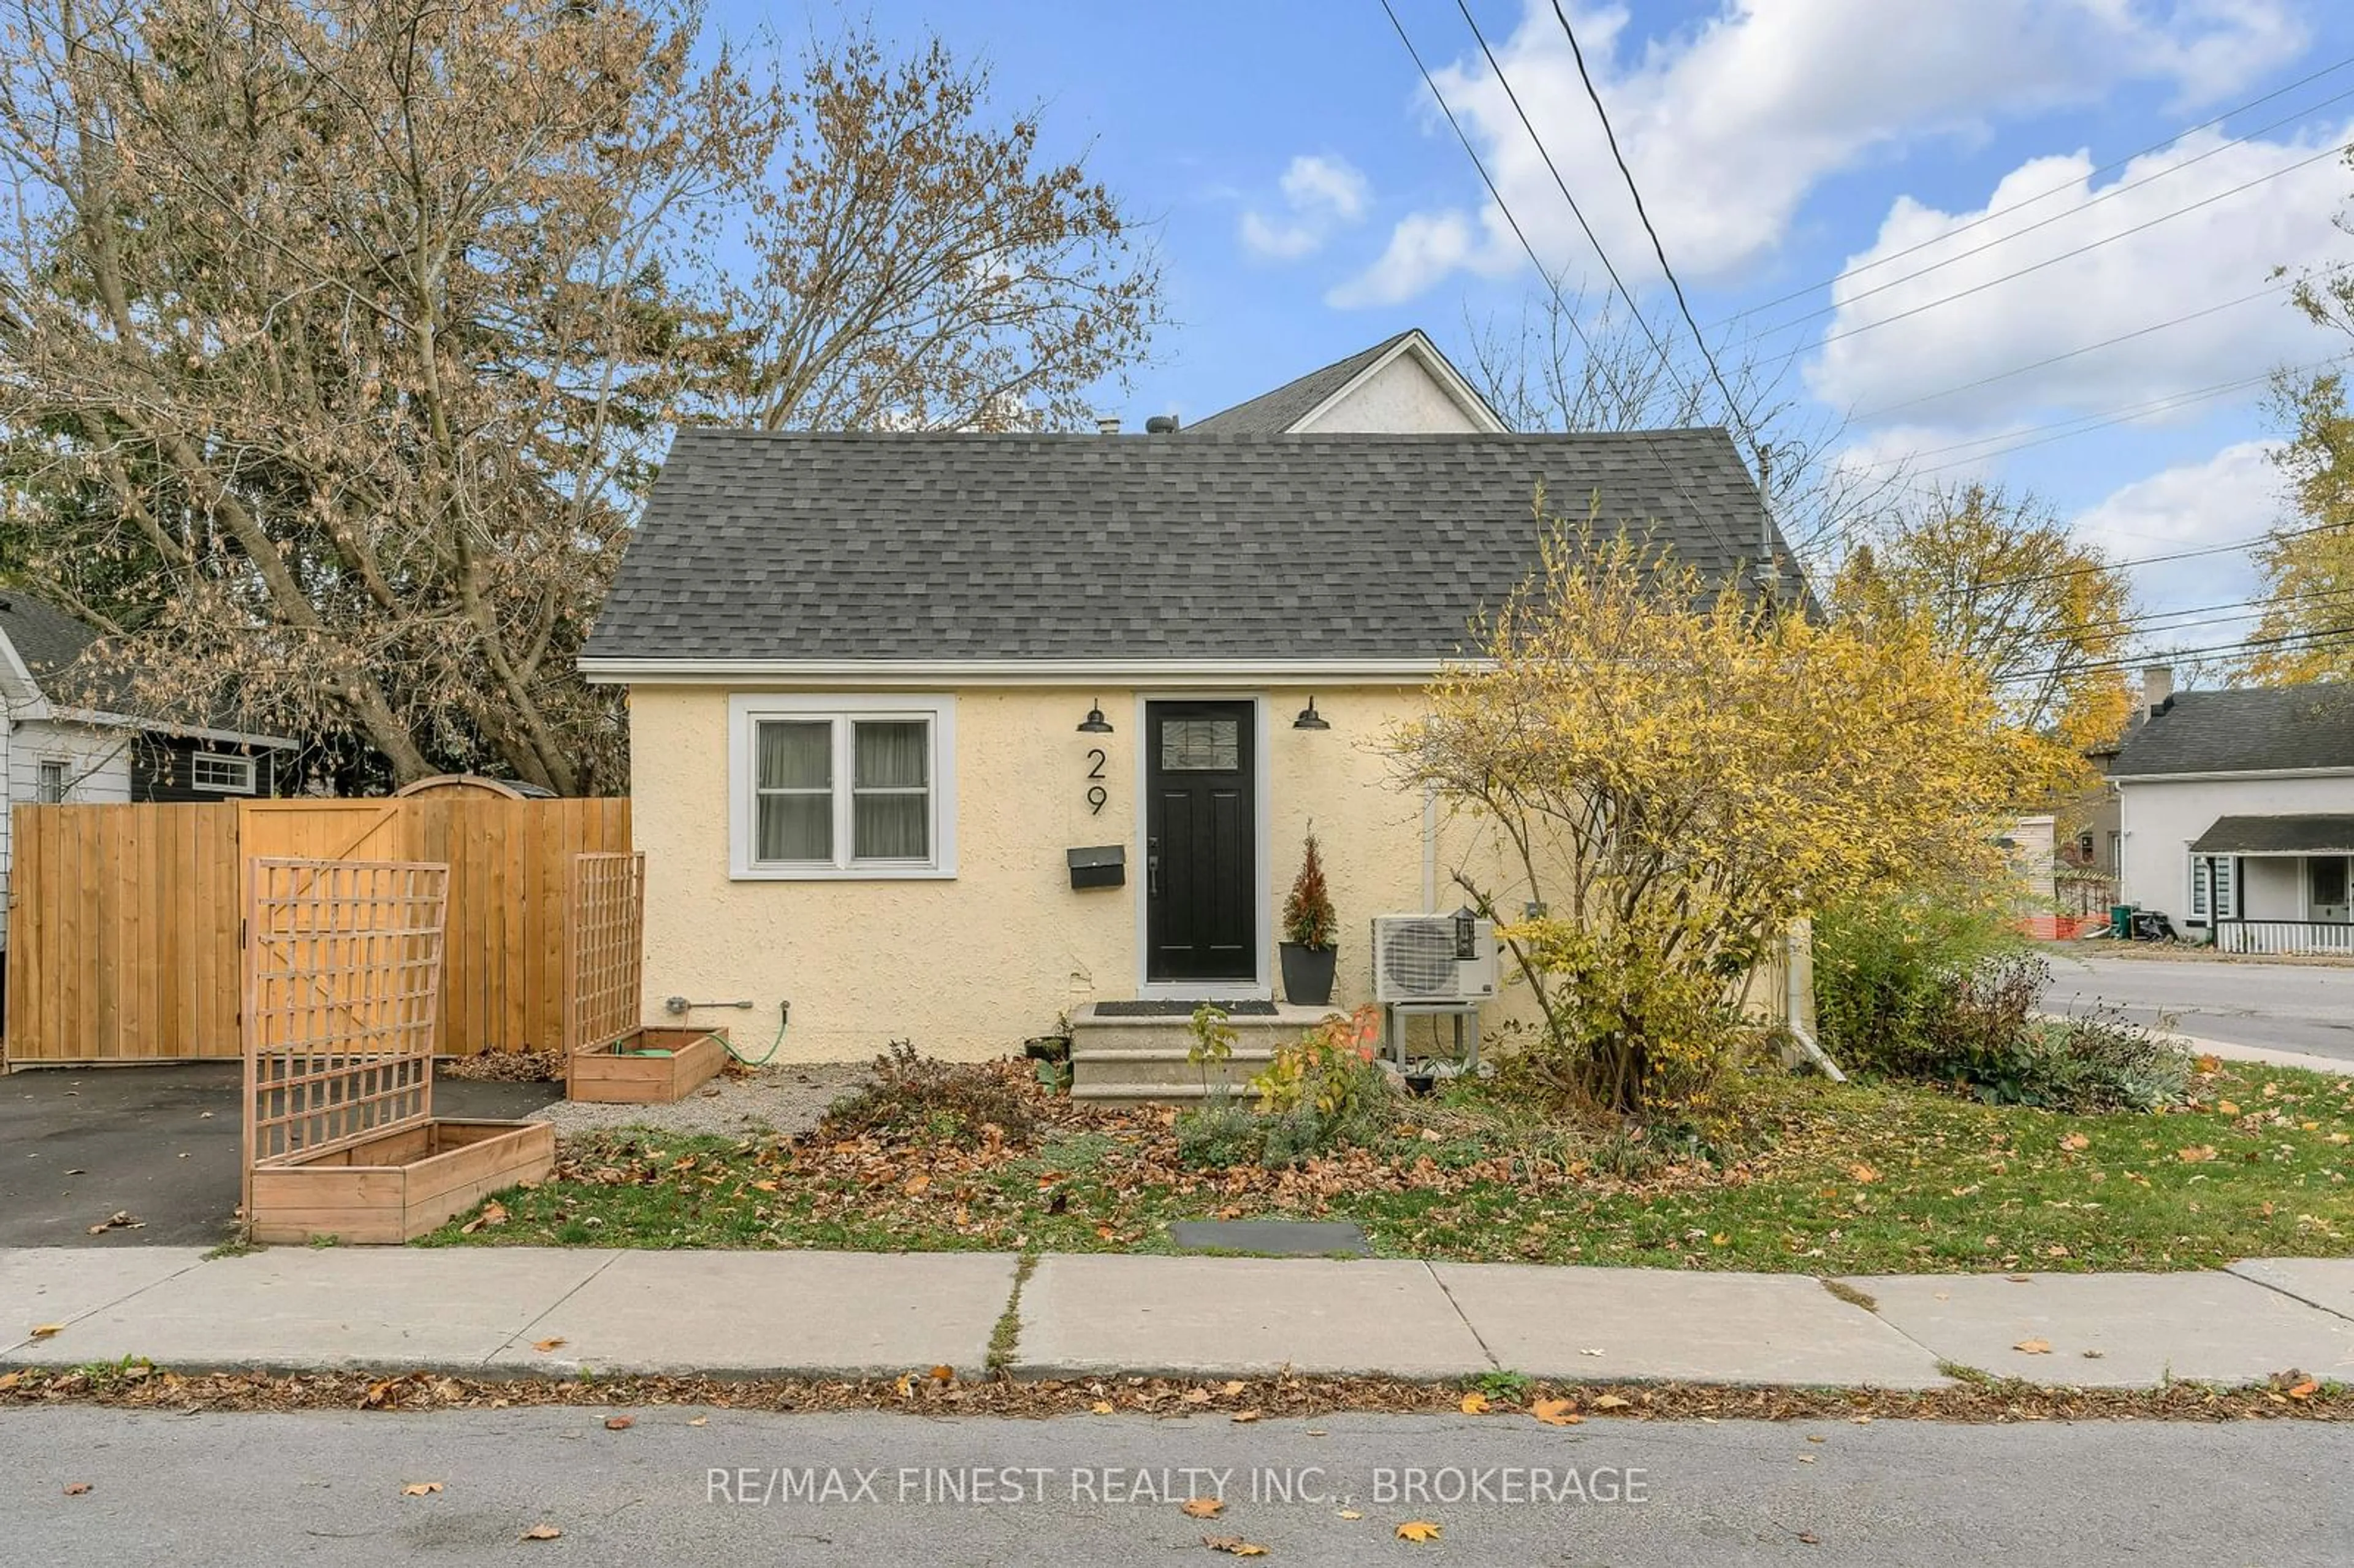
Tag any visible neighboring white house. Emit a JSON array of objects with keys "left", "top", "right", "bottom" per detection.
[
  {"left": 2108, "top": 669, "right": 2354, "bottom": 954},
  {"left": 0, "top": 592, "right": 298, "bottom": 949}
]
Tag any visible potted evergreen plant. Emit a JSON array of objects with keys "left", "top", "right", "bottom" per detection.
[{"left": 1279, "top": 828, "right": 1339, "bottom": 1007}]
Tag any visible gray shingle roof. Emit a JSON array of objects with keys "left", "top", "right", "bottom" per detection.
[
  {"left": 1187, "top": 330, "right": 1421, "bottom": 433},
  {"left": 583, "top": 427, "right": 1788, "bottom": 664},
  {"left": 2190, "top": 814, "right": 2354, "bottom": 853},
  {"left": 0, "top": 590, "right": 137, "bottom": 711},
  {"left": 2108, "top": 683, "right": 2354, "bottom": 777}
]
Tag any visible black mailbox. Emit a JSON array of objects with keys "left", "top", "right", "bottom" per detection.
[{"left": 1067, "top": 844, "right": 1126, "bottom": 890}]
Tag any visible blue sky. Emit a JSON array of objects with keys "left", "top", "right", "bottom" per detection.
[{"left": 733, "top": 1, "right": 2354, "bottom": 627}]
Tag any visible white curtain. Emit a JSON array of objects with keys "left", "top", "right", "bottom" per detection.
[
  {"left": 756, "top": 721, "right": 831, "bottom": 861},
  {"left": 853, "top": 720, "right": 928, "bottom": 859}
]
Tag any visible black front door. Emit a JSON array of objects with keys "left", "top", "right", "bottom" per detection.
[{"left": 1145, "top": 700, "right": 1257, "bottom": 984}]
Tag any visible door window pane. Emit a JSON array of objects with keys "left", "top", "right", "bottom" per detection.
[{"left": 1160, "top": 717, "right": 1240, "bottom": 771}]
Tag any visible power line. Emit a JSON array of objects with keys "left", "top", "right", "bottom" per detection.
[
  {"left": 1450, "top": 1, "right": 1694, "bottom": 419},
  {"left": 1862, "top": 365, "right": 2291, "bottom": 466},
  {"left": 1808, "top": 137, "right": 2350, "bottom": 354},
  {"left": 1372, "top": 0, "right": 1740, "bottom": 559},
  {"left": 1710, "top": 51, "right": 2354, "bottom": 331},
  {"left": 1547, "top": 0, "right": 1761, "bottom": 463},
  {"left": 1946, "top": 521, "right": 2343, "bottom": 598},
  {"left": 1851, "top": 282, "right": 2291, "bottom": 422},
  {"left": 2000, "top": 622, "right": 2354, "bottom": 683},
  {"left": 1752, "top": 100, "right": 2354, "bottom": 341}
]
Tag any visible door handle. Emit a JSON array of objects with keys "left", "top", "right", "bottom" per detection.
[{"left": 1147, "top": 837, "right": 1161, "bottom": 897}]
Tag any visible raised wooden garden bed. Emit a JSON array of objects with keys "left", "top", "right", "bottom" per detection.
[
  {"left": 566, "top": 1025, "right": 729, "bottom": 1104},
  {"left": 248, "top": 1119, "right": 557, "bottom": 1245},
  {"left": 242, "top": 858, "right": 552, "bottom": 1244},
  {"left": 563, "top": 851, "right": 730, "bottom": 1103}
]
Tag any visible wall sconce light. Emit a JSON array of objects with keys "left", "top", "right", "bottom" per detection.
[
  {"left": 1076, "top": 699, "right": 1114, "bottom": 734},
  {"left": 1292, "top": 695, "right": 1330, "bottom": 731}
]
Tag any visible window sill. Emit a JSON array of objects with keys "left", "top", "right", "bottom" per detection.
[{"left": 729, "top": 864, "right": 958, "bottom": 883}]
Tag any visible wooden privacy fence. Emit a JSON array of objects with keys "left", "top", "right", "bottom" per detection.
[{"left": 4, "top": 795, "right": 629, "bottom": 1065}]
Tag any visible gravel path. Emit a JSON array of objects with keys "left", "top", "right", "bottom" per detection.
[{"left": 531, "top": 1062, "right": 871, "bottom": 1140}]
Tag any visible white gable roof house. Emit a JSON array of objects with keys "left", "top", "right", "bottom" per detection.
[
  {"left": 1183, "top": 327, "right": 1509, "bottom": 436},
  {"left": 0, "top": 591, "right": 297, "bottom": 950},
  {"left": 2108, "top": 666, "right": 2354, "bottom": 954}
]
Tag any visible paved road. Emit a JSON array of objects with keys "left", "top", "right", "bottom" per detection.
[
  {"left": 2044, "top": 951, "right": 2354, "bottom": 1063},
  {"left": 0, "top": 1062, "right": 560, "bottom": 1247},
  {"left": 2, "top": 1407, "right": 2348, "bottom": 1566}
]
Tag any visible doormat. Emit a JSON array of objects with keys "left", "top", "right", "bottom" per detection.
[{"left": 1093, "top": 999, "right": 1278, "bottom": 1018}]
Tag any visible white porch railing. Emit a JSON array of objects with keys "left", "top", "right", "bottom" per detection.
[{"left": 2213, "top": 919, "right": 2354, "bottom": 957}]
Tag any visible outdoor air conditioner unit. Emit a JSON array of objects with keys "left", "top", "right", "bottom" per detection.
[{"left": 1371, "top": 912, "right": 1498, "bottom": 1004}]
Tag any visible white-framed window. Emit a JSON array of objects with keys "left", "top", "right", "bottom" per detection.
[
  {"left": 189, "top": 752, "right": 257, "bottom": 794},
  {"left": 2189, "top": 854, "right": 2239, "bottom": 923},
  {"left": 728, "top": 694, "right": 956, "bottom": 880},
  {"left": 35, "top": 759, "right": 66, "bottom": 803}
]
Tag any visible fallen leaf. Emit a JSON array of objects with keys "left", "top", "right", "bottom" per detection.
[
  {"left": 1337, "top": 1509, "right": 1363, "bottom": 1520},
  {"left": 1230, "top": 1409, "right": 1262, "bottom": 1424},
  {"left": 1202, "top": 1536, "right": 1268, "bottom": 1556},
  {"left": 1579, "top": 1347, "right": 1604, "bottom": 1357},
  {"left": 0, "top": 1371, "right": 20, "bottom": 1392},
  {"left": 1805, "top": 1434, "right": 1826, "bottom": 1443},
  {"left": 2217, "top": 1101, "right": 2241, "bottom": 1116},
  {"left": 1221, "top": 1380, "right": 1247, "bottom": 1395},
  {"left": 1796, "top": 1454, "right": 1816, "bottom": 1464},
  {"left": 2193, "top": 1054, "right": 2221, "bottom": 1073},
  {"left": 2177, "top": 1145, "right": 2219, "bottom": 1163},
  {"left": 1591, "top": 1394, "right": 1631, "bottom": 1410},
  {"left": 930, "top": 1364, "right": 954, "bottom": 1384},
  {"left": 903, "top": 1174, "right": 931, "bottom": 1197},
  {"left": 63, "top": 1483, "right": 91, "bottom": 1496},
  {"left": 604, "top": 1415, "right": 633, "bottom": 1431},
  {"left": 532, "top": 1338, "right": 566, "bottom": 1353},
  {"left": 28, "top": 1324, "right": 63, "bottom": 1339},
  {"left": 1531, "top": 1398, "right": 1583, "bottom": 1426},
  {"left": 2059, "top": 1133, "right": 2089, "bottom": 1151},
  {"left": 1089, "top": 1401, "right": 1114, "bottom": 1415},
  {"left": 1798, "top": 1531, "right": 1822, "bottom": 1545},
  {"left": 1849, "top": 1163, "right": 1881, "bottom": 1184},
  {"left": 84, "top": 1210, "right": 143, "bottom": 1235},
  {"left": 1181, "top": 1498, "right": 1226, "bottom": 1518},
  {"left": 401, "top": 1482, "right": 443, "bottom": 1496},
  {"left": 1458, "top": 1391, "right": 1491, "bottom": 1415},
  {"left": 2288, "top": 1379, "right": 2320, "bottom": 1401},
  {"left": 520, "top": 1524, "right": 562, "bottom": 1542},
  {"left": 2013, "top": 1338, "right": 2052, "bottom": 1355},
  {"left": 1396, "top": 1520, "right": 1442, "bottom": 1543},
  {"left": 687, "top": 1415, "right": 709, "bottom": 1427}
]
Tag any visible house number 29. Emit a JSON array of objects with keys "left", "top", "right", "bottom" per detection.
[{"left": 1085, "top": 748, "right": 1107, "bottom": 815}]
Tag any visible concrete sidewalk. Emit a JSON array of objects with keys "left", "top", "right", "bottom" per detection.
[{"left": 6, "top": 1245, "right": 2354, "bottom": 1390}]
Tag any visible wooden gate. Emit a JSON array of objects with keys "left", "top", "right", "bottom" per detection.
[{"left": 5, "top": 795, "right": 628, "bottom": 1065}]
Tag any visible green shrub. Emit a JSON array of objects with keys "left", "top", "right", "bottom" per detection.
[
  {"left": 1815, "top": 887, "right": 2030, "bottom": 1076},
  {"left": 1816, "top": 888, "right": 2187, "bottom": 1113}
]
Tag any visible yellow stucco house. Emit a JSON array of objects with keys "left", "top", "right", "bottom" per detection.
[{"left": 579, "top": 331, "right": 1794, "bottom": 1092}]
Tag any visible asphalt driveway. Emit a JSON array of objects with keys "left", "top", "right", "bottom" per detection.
[
  {"left": 2044, "top": 950, "right": 2354, "bottom": 1064},
  {"left": 0, "top": 1063, "right": 559, "bottom": 1248}
]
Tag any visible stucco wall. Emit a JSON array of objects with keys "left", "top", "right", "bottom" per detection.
[
  {"left": 1293, "top": 352, "right": 1485, "bottom": 434},
  {"left": 2115, "top": 773, "right": 2354, "bottom": 922},
  {"left": 630, "top": 683, "right": 1549, "bottom": 1061}
]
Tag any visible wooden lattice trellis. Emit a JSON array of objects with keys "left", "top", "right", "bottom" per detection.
[
  {"left": 241, "top": 859, "right": 451, "bottom": 1215},
  {"left": 565, "top": 851, "right": 645, "bottom": 1056}
]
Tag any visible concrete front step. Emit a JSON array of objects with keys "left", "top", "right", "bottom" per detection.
[{"left": 1068, "top": 1001, "right": 1341, "bottom": 1103}]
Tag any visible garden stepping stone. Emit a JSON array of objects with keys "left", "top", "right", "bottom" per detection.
[{"left": 1168, "top": 1219, "right": 1371, "bottom": 1257}]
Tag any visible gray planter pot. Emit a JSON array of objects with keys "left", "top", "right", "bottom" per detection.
[{"left": 1278, "top": 943, "right": 1338, "bottom": 1007}]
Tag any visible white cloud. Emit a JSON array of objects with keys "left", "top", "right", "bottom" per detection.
[
  {"left": 2069, "top": 438, "right": 2284, "bottom": 614},
  {"left": 1325, "top": 209, "right": 1521, "bottom": 308},
  {"left": 1338, "top": 0, "right": 2304, "bottom": 303},
  {"left": 1238, "top": 153, "right": 1371, "bottom": 262},
  {"left": 1810, "top": 123, "right": 2354, "bottom": 424}
]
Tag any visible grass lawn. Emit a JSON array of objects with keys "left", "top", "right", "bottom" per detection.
[{"left": 420, "top": 1059, "right": 2354, "bottom": 1275}]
